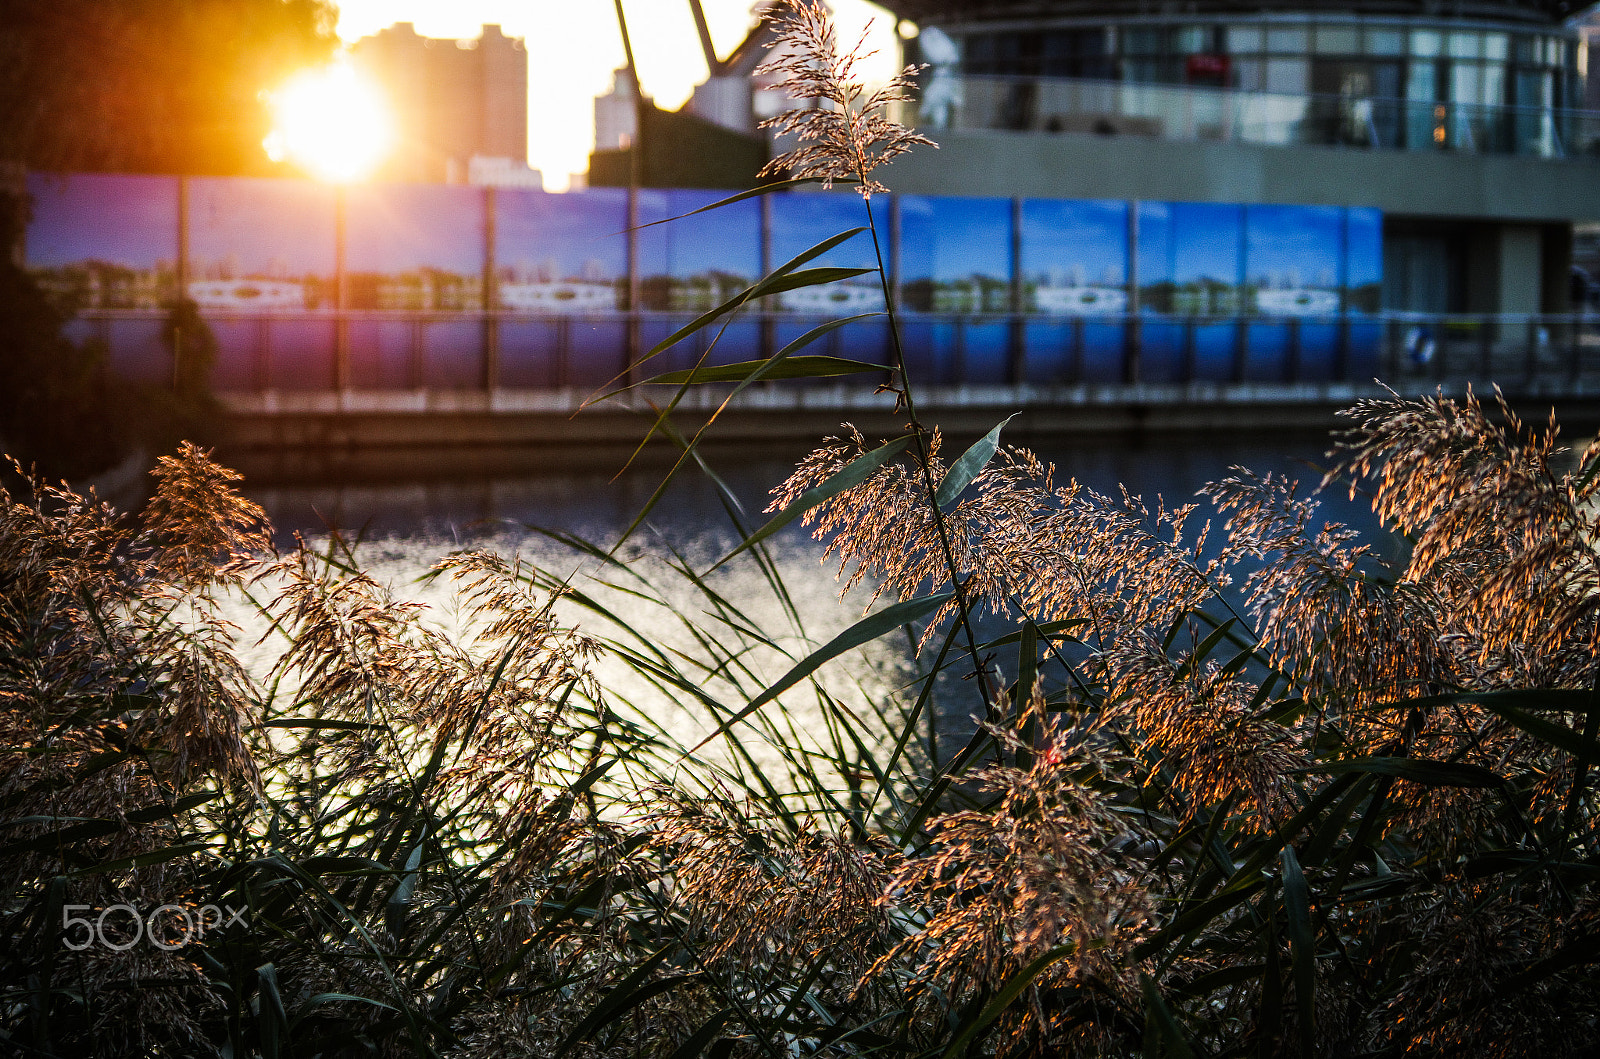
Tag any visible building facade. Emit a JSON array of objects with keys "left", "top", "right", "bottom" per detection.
[
  {"left": 875, "top": 0, "right": 1600, "bottom": 316},
  {"left": 351, "top": 23, "right": 531, "bottom": 185}
]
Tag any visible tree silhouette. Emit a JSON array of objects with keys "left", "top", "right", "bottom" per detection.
[{"left": 0, "top": 0, "right": 336, "bottom": 176}]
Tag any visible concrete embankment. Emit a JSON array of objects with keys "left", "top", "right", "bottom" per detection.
[{"left": 215, "top": 381, "right": 1600, "bottom": 484}]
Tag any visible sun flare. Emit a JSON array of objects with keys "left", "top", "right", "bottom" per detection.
[{"left": 264, "top": 58, "right": 393, "bottom": 183}]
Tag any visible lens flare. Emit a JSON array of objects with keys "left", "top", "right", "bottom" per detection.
[{"left": 264, "top": 59, "right": 392, "bottom": 182}]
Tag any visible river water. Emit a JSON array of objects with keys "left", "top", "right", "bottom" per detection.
[
  {"left": 235, "top": 427, "right": 1388, "bottom": 773},
  {"left": 247, "top": 429, "right": 1374, "bottom": 545}
]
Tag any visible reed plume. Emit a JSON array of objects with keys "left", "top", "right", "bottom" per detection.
[{"left": 756, "top": 0, "right": 934, "bottom": 197}]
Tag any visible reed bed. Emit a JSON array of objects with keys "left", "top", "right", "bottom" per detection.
[{"left": 5, "top": 3, "right": 1600, "bottom": 1054}]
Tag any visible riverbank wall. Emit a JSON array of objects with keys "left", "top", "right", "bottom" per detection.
[{"left": 218, "top": 378, "right": 1600, "bottom": 482}]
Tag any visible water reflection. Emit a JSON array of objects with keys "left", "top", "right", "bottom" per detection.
[
  {"left": 241, "top": 429, "right": 1393, "bottom": 766},
  {"left": 249, "top": 430, "right": 1379, "bottom": 547}
]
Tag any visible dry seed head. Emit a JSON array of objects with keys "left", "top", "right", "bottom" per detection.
[
  {"left": 871, "top": 690, "right": 1155, "bottom": 1053},
  {"left": 756, "top": 0, "right": 935, "bottom": 196}
]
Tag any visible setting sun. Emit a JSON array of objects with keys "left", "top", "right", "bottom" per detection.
[{"left": 264, "top": 58, "right": 393, "bottom": 183}]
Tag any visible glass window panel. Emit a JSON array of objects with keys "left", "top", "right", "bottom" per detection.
[
  {"left": 1265, "top": 58, "right": 1309, "bottom": 94},
  {"left": 1484, "top": 32, "right": 1508, "bottom": 60},
  {"left": 1125, "top": 28, "right": 1164, "bottom": 55},
  {"left": 1233, "top": 58, "right": 1265, "bottom": 90},
  {"left": 1451, "top": 63, "right": 1483, "bottom": 105},
  {"left": 1407, "top": 60, "right": 1439, "bottom": 101},
  {"left": 1513, "top": 35, "right": 1539, "bottom": 64},
  {"left": 1406, "top": 60, "right": 1443, "bottom": 149},
  {"left": 1482, "top": 62, "right": 1505, "bottom": 106},
  {"left": 1448, "top": 32, "right": 1482, "bottom": 60},
  {"left": 1226, "top": 25, "right": 1262, "bottom": 54},
  {"left": 963, "top": 33, "right": 997, "bottom": 74},
  {"left": 1550, "top": 39, "right": 1567, "bottom": 65},
  {"left": 1411, "top": 30, "right": 1442, "bottom": 58},
  {"left": 1122, "top": 58, "right": 1165, "bottom": 84},
  {"left": 1266, "top": 25, "right": 1310, "bottom": 53},
  {"left": 1174, "top": 26, "right": 1209, "bottom": 54},
  {"left": 1366, "top": 28, "right": 1404, "bottom": 56},
  {"left": 1315, "top": 26, "right": 1359, "bottom": 55}
]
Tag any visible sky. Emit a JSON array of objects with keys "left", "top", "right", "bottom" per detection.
[
  {"left": 1019, "top": 199, "right": 1129, "bottom": 286},
  {"left": 899, "top": 196, "right": 1013, "bottom": 282},
  {"left": 331, "top": 0, "right": 901, "bottom": 191}
]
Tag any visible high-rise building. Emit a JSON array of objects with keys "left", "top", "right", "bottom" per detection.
[{"left": 352, "top": 23, "right": 530, "bottom": 185}]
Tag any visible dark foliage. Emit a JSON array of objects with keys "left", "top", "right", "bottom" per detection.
[{"left": 0, "top": 0, "right": 336, "bottom": 176}]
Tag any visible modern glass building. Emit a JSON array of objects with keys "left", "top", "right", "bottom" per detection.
[{"left": 879, "top": 0, "right": 1600, "bottom": 316}]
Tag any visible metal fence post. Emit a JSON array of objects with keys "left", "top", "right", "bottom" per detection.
[
  {"left": 335, "top": 185, "right": 350, "bottom": 392},
  {"left": 483, "top": 186, "right": 498, "bottom": 392}
]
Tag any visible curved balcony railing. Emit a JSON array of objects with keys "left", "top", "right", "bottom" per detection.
[{"left": 897, "top": 74, "right": 1600, "bottom": 160}]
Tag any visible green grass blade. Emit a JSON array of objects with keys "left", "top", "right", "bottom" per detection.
[
  {"left": 708, "top": 436, "right": 911, "bottom": 573},
  {"left": 554, "top": 943, "right": 685, "bottom": 1058},
  {"left": 594, "top": 312, "right": 881, "bottom": 402},
  {"left": 1174, "top": 618, "right": 1238, "bottom": 682},
  {"left": 1308, "top": 757, "right": 1506, "bottom": 788},
  {"left": 934, "top": 414, "right": 1017, "bottom": 509},
  {"left": 939, "top": 945, "right": 1076, "bottom": 1059},
  {"left": 1140, "top": 972, "right": 1195, "bottom": 1058},
  {"left": 666, "top": 1008, "right": 734, "bottom": 1059},
  {"left": 257, "top": 963, "right": 289, "bottom": 1059},
  {"left": 688, "top": 590, "right": 953, "bottom": 754},
  {"left": 1280, "top": 846, "right": 1316, "bottom": 1056},
  {"left": 630, "top": 355, "right": 889, "bottom": 387}
]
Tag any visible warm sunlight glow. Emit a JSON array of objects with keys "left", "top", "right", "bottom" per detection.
[
  {"left": 330, "top": 0, "right": 897, "bottom": 190},
  {"left": 264, "top": 59, "right": 393, "bottom": 183}
]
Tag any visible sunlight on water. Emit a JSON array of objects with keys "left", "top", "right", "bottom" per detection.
[
  {"left": 233, "top": 431, "right": 1383, "bottom": 785},
  {"left": 228, "top": 523, "right": 919, "bottom": 789}
]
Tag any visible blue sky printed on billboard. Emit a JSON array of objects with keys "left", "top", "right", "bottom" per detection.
[
  {"left": 345, "top": 185, "right": 486, "bottom": 311},
  {"left": 21, "top": 173, "right": 1394, "bottom": 391},
  {"left": 1245, "top": 205, "right": 1345, "bottom": 375},
  {"left": 494, "top": 188, "right": 627, "bottom": 388},
  {"left": 1136, "top": 202, "right": 1244, "bottom": 381},
  {"left": 25, "top": 173, "right": 179, "bottom": 313},
  {"left": 1019, "top": 199, "right": 1127, "bottom": 315},
  {"left": 637, "top": 189, "right": 760, "bottom": 293},
  {"left": 1245, "top": 205, "right": 1343, "bottom": 315},
  {"left": 635, "top": 189, "right": 761, "bottom": 365},
  {"left": 187, "top": 177, "right": 337, "bottom": 313},
  {"left": 495, "top": 187, "right": 626, "bottom": 314},
  {"left": 897, "top": 195, "right": 1013, "bottom": 383},
  {"left": 25, "top": 173, "right": 177, "bottom": 270},
  {"left": 1345, "top": 208, "right": 1383, "bottom": 314},
  {"left": 1137, "top": 202, "right": 1244, "bottom": 308},
  {"left": 768, "top": 192, "right": 881, "bottom": 315},
  {"left": 1020, "top": 199, "right": 1126, "bottom": 381},
  {"left": 897, "top": 195, "right": 1012, "bottom": 310}
]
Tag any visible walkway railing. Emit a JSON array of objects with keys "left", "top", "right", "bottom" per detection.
[
  {"left": 73, "top": 309, "right": 1600, "bottom": 399},
  {"left": 897, "top": 74, "right": 1600, "bottom": 160}
]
